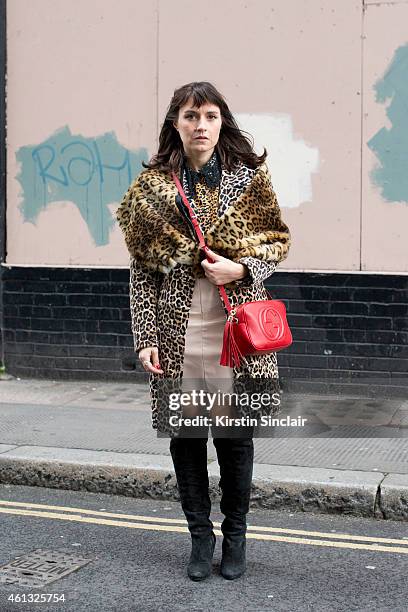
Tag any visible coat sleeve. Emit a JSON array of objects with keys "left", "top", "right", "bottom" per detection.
[
  {"left": 234, "top": 166, "right": 290, "bottom": 286},
  {"left": 129, "top": 256, "right": 163, "bottom": 353},
  {"left": 234, "top": 257, "right": 278, "bottom": 286}
]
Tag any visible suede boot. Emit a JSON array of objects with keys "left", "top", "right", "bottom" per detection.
[
  {"left": 170, "top": 437, "right": 216, "bottom": 581},
  {"left": 213, "top": 437, "right": 254, "bottom": 580},
  {"left": 187, "top": 532, "right": 216, "bottom": 581}
]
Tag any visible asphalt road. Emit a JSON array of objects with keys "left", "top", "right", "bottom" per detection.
[{"left": 0, "top": 485, "right": 407, "bottom": 612}]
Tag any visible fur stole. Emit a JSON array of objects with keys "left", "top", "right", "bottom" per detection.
[{"left": 116, "top": 161, "right": 291, "bottom": 277}]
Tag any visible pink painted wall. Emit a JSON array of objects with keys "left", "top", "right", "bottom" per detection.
[
  {"left": 6, "top": 0, "right": 157, "bottom": 267},
  {"left": 5, "top": 0, "right": 408, "bottom": 273}
]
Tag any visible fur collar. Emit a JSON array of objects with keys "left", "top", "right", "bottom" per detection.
[{"left": 116, "top": 161, "right": 291, "bottom": 277}]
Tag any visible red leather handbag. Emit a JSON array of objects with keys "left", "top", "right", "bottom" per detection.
[{"left": 172, "top": 171, "right": 293, "bottom": 368}]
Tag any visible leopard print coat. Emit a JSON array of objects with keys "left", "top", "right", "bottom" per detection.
[{"left": 117, "top": 161, "right": 291, "bottom": 436}]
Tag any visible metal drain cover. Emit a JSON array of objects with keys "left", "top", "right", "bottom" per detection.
[{"left": 0, "top": 549, "right": 94, "bottom": 587}]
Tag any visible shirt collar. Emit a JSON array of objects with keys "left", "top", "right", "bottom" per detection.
[{"left": 183, "top": 149, "right": 222, "bottom": 193}]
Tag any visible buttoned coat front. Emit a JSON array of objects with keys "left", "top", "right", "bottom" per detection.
[{"left": 119, "top": 161, "right": 291, "bottom": 435}]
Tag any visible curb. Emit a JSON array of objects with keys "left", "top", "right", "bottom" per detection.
[{"left": 0, "top": 446, "right": 407, "bottom": 521}]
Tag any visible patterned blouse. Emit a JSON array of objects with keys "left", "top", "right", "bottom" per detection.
[{"left": 180, "top": 150, "right": 222, "bottom": 235}]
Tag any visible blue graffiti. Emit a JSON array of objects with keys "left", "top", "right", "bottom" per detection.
[{"left": 16, "top": 125, "right": 148, "bottom": 246}]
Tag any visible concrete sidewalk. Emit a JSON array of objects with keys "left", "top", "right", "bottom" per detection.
[{"left": 0, "top": 376, "right": 407, "bottom": 521}]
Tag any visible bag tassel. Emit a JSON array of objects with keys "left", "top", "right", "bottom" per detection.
[{"left": 220, "top": 320, "right": 244, "bottom": 368}]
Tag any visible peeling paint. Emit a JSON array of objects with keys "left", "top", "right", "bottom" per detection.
[{"left": 236, "top": 113, "right": 319, "bottom": 208}]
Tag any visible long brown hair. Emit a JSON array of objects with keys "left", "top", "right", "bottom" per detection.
[{"left": 142, "top": 81, "right": 267, "bottom": 174}]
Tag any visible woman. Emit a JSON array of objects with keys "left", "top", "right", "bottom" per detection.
[{"left": 116, "top": 81, "right": 291, "bottom": 582}]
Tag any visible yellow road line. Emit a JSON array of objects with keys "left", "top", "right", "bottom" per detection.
[
  {"left": 0, "top": 500, "right": 407, "bottom": 546},
  {"left": 0, "top": 507, "right": 407, "bottom": 555},
  {"left": 246, "top": 524, "right": 408, "bottom": 546},
  {"left": 0, "top": 500, "right": 187, "bottom": 524}
]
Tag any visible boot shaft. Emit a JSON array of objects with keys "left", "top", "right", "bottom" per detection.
[
  {"left": 170, "top": 437, "right": 213, "bottom": 537},
  {"left": 213, "top": 437, "right": 254, "bottom": 536}
]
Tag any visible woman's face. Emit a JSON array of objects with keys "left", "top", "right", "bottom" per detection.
[{"left": 173, "top": 98, "right": 222, "bottom": 159}]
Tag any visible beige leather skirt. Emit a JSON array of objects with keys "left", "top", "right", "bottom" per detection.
[
  {"left": 179, "top": 276, "right": 254, "bottom": 438},
  {"left": 182, "top": 276, "right": 232, "bottom": 385}
]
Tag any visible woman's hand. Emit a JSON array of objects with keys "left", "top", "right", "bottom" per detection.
[
  {"left": 138, "top": 347, "right": 164, "bottom": 374},
  {"left": 201, "top": 247, "right": 248, "bottom": 285}
]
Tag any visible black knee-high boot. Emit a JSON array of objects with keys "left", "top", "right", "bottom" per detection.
[
  {"left": 213, "top": 437, "right": 254, "bottom": 580},
  {"left": 169, "top": 437, "right": 216, "bottom": 581}
]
